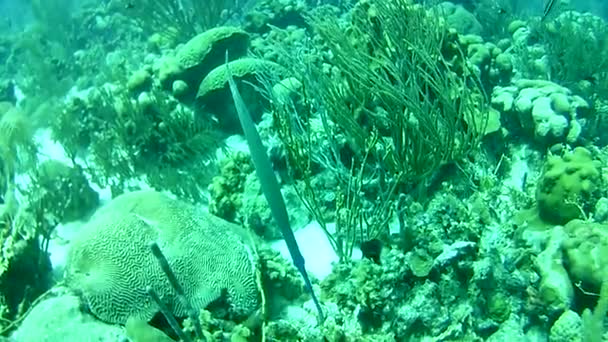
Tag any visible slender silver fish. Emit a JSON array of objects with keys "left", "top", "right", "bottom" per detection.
[
  {"left": 542, "top": 0, "right": 557, "bottom": 20},
  {"left": 225, "top": 51, "right": 325, "bottom": 324}
]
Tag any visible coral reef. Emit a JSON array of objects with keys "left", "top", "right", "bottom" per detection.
[{"left": 3, "top": 0, "right": 608, "bottom": 340}]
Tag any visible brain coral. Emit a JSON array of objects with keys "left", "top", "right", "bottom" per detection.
[{"left": 65, "top": 190, "right": 259, "bottom": 324}]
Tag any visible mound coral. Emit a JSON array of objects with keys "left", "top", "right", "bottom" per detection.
[
  {"left": 492, "top": 79, "right": 589, "bottom": 145},
  {"left": 65, "top": 190, "right": 259, "bottom": 324},
  {"left": 536, "top": 147, "right": 603, "bottom": 225}
]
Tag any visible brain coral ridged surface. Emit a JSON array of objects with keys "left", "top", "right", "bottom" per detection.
[{"left": 65, "top": 190, "right": 259, "bottom": 324}]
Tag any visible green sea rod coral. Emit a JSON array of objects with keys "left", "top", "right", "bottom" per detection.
[
  {"left": 65, "top": 190, "right": 259, "bottom": 324},
  {"left": 539, "top": 11, "right": 608, "bottom": 90},
  {"left": 265, "top": 0, "right": 488, "bottom": 261}
]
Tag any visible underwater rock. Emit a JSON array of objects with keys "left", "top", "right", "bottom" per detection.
[
  {"left": 126, "top": 317, "right": 174, "bottom": 342},
  {"left": 12, "top": 290, "right": 126, "bottom": 341},
  {"left": 432, "top": 241, "right": 477, "bottom": 271},
  {"left": 594, "top": 197, "right": 608, "bottom": 222},
  {"left": 64, "top": 190, "right": 259, "bottom": 324},
  {"left": 522, "top": 218, "right": 608, "bottom": 342},
  {"left": 534, "top": 220, "right": 608, "bottom": 324},
  {"left": 486, "top": 317, "right": 526, "bottom": 341}
]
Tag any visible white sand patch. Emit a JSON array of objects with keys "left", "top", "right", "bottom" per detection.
[
  {"left": 271, "top": 221, "right": 361, "bottom": 280},
  {"left": 503, "top": 145, "right": 530, "bottom": 190}
]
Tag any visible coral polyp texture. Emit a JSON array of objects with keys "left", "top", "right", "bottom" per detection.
[{"left": 65, "top": 190, "right": 259, "bottom": 324}]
